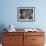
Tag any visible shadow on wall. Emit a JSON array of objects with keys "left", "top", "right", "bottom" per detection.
[{"left": 0, "top": 24, "right": 7, "bottom": 43}]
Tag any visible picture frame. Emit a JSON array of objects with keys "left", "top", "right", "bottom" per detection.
[{"left": 17, "top": 7, "right": 35, "bottom": 22}]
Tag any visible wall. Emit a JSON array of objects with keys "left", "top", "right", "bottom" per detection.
[{"left": 0, "top": 0, "right": 46, "bottom": 30}]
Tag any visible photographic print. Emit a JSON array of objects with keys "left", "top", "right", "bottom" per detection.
[{"left": 17, "top": 7, "right": 35, "bottom": 22}]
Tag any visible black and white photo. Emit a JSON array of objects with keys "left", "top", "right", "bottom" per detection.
[{"left": 17, "top": 7, "right": 35, "bottom": 22}]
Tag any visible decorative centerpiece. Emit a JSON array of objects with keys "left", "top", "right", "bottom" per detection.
[
  {"left": 7, "top": 24, "right": 16, "bottom": 32},
  {"left": 24, "top": 28, "right": 38, "bottom": 32}
]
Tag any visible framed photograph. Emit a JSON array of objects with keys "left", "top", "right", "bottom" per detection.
[{"left": 17, "top": 7, "right": 35, "bottom": 22}]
